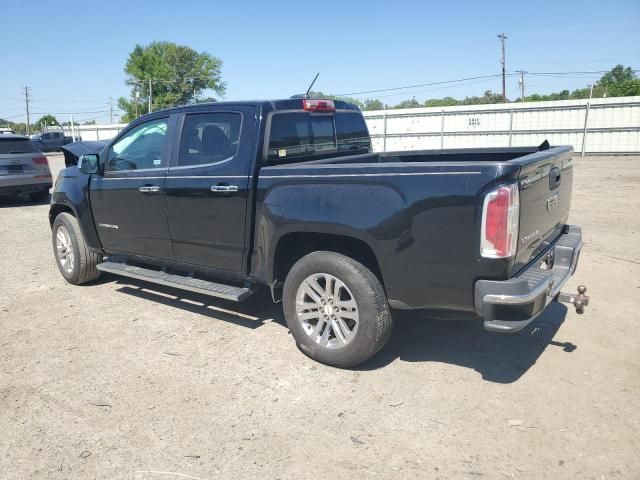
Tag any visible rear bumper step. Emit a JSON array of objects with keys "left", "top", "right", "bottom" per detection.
[
  {"left": 474, "top": 225, "right": 587, "bottom": 332},
  {"left": 96, "top": 259, "right": 252, "bottom": 302}
]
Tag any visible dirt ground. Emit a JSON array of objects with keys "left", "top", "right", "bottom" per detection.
[{"left": 1, "top": 154, "right": 639, "bottom": 480}]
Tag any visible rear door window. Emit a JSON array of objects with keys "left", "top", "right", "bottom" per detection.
[{"left": 177, "top": 112, "right": 241, "bottom": 167}]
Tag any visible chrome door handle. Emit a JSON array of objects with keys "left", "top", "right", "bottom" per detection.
[
  {"left": 210, "top": 185, "right": 238, "bottom": 193},
  {"left": 138, "top": 185, "right": 160, "bottom": 193}
]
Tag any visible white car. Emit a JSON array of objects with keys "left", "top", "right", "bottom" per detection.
[{"left": 0, "top": 134, "right": 52, "bottom": 202}]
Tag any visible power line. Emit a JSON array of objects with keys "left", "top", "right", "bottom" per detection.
[
  {"left": 2, "top": 108, "right": 123, "bottom": 120},
  {"left": 332, "top": 67, "right": 638, "bottom": 100},
  {"left": 27, "top": 98, "right": 116, "bottom": 103},
  {"left": 372, "top": 76, "right": 505, "bottom": 99},
  {"left": 334, "top": 74, "right": 510, "bottom": 97},
  {"left": 35, "top": 109, "right": 122, "bottom": 115},
  {"left": 524, "top": 69, "right": 638, "bottom": 76}
]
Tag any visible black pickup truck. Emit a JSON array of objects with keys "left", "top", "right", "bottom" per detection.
[
  {"left": 49, "top": 98, "right": 588, "bottom": 367},
  {"left": 31, "top": 131, "right": 74, "bottom": 152}
]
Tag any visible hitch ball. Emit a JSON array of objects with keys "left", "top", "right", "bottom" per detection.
[
  {"left": 575, "top": 285, "right": 588, "bottom": 314},
  {"left": 557, "top": 285, "right": 589, "bottom": 314}
]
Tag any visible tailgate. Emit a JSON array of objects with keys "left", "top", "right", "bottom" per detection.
[{"left": 514, "top": 146, "right": 573, "bottom": 273}]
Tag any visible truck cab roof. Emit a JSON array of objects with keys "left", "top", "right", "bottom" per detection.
[{"left": 143, "top": 98, "right": 361, "bottom": 118}]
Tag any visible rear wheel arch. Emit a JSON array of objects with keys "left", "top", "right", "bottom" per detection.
[{"left": 271, "top": 232, "right": 384, "bottom": 296}]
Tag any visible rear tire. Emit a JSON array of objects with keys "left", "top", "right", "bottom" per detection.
[
  {"left": 52, "top": 212, "right": 102, "bottom": 285},
  {"left": 283, "top": 251, "right": 393, "bottom": 368}
]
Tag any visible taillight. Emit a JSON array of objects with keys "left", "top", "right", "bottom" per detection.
[
  {"left": 302, "top": 99, "right": 335, "bottom": 112},
  {"left": 33, "top": 156, "right": 48, "bottom": 165},
  {"left": 480, "top": 183, "right": 519, "bottom": 258}
]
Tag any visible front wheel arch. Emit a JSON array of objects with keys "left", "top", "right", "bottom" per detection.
[{"left": 49, "top": 203, "right": 76, "bottom": 228}]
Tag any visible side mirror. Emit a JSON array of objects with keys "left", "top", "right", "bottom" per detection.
[{"left": 79, "top": 154, "right": 99, "bottom": 174}]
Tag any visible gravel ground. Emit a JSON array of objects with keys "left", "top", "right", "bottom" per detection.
[{"left": 1, "top": 154, "right": 639, "bottom": 480}]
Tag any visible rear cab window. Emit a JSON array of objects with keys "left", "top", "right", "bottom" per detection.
[{"left": 266, "top": 110, "right": 371, "bottom": 163}]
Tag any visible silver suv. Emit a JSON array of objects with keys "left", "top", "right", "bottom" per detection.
[{"left": 0, "top": 134, "right": 52, "bottom": 202}]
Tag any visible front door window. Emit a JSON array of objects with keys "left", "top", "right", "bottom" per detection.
[{"left": 106, "top": 118, "right": 168, "bottom": 172}]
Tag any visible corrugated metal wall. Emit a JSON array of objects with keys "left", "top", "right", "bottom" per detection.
[
  {"left": 63, "top": 123, "right": 126, "bottom": 142},
  {"left": 65, "top": 97, "right": 640, "bottom": 154},
  {"left": 363, "top": 96, "right": 640, "bottom": 154}
]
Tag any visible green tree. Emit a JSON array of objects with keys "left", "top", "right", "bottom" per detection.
[
  {"left": 363, "top": 99, "right": 385, "bottom": 110},
  {"left": 291, "top": 91, "right": 386, "bottom": 110},
  {"left": 195, "top": 96, "right": 218, "bottom": 104},
  {"left": 599, "top": 64, "right": 640, "bottom": 96},
  {"left": 0, "top": 119, "right": 28, "bottom": 135},
  {"left": 34, "top": 114, "right": 59, "bottom": 132},
  {"left": 118, "top": 41, "right": 226, "bottom": 122},
  {"left": 424, "top": 96, "right": 461, "bottom": 107},
  {"left": 307, "top": 91, "right": 365, "bottom": 109},
  {"left": 523, "top": 65, "right": 640, "bottom": 101},
  {"left": 394, "top": 98, "right": 421, "bottom": 109}
]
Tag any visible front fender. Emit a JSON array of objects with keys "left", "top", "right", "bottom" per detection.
[{"left": 50, "top": 167, "right": 102, "bottom": 251}]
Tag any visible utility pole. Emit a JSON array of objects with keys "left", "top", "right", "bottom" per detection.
[
  {"left": 108, "top": 96, "right": 114, "bottom": 124},
  {"left": 148, "top": 78, "right": 153, "bottom": 113},
  {"left": 497, "top": 33, "right": 507, "bottom": 102},
  {"left": 24, "top": 86, "right": 31, "bottom": 136},
  {"left": 517, "top": 70, "right": 526, "bottom": 102},
  {"left": 581, "top": 84, "right": 595, "bottom": 157}
]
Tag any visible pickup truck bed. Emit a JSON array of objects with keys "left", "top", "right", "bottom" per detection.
[
  {"left": 255, "top": 145, "right": 573, "bottom": 311},
  {"left": 49, "top": 98, "right": 587, "bottom": 367}
]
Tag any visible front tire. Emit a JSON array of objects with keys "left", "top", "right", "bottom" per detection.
[
  {"left": 283, "top": 251, "right": 393, "bottom": 368},
  {"left": 52, "top": 212, "right": 102, "bottom": 284}
]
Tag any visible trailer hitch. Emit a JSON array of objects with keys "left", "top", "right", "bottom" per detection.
[{"left": 557, "top": 285, "right": 589, "bottom": 314}]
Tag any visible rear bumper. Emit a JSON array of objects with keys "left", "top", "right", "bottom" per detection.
[
  {"left": 0, "top": 175, "right": 52, "bottom": 195},
  {"left": 474, "top": 225, "right": 583, "bottom": 332}
]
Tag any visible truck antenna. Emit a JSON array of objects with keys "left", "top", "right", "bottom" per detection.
[{"left": 305, "top": 73, "right": 320, "bottom": 99}]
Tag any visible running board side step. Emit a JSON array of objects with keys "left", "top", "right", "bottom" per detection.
[{"left": 96, "top": 260, "right": 252, "bottom": 302}]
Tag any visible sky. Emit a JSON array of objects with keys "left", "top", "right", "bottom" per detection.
[{"left": 1, "top": 0, "right": 639, "bottom": 124}]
